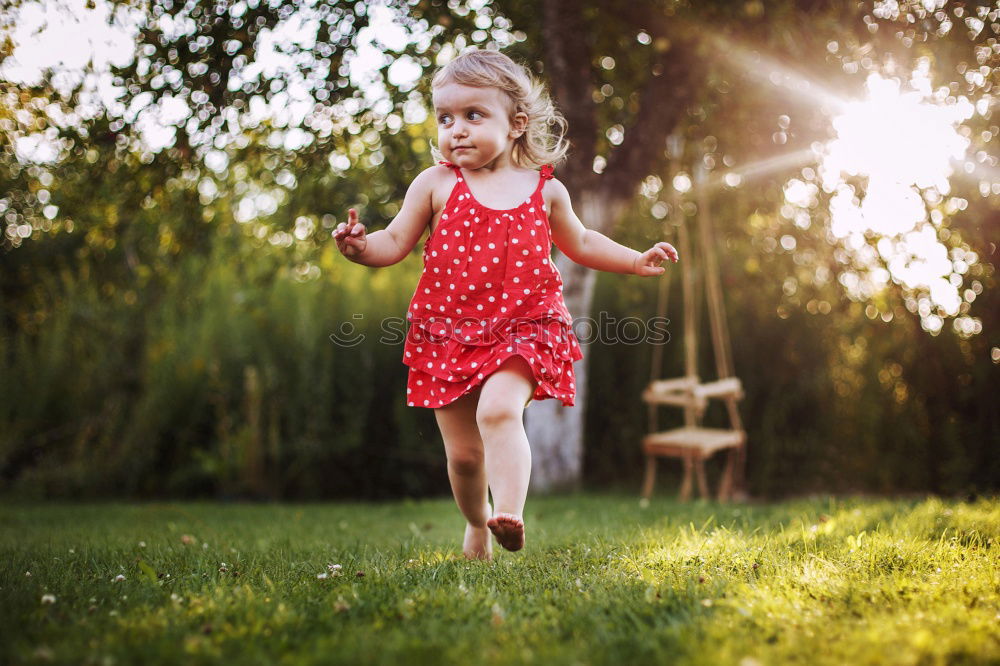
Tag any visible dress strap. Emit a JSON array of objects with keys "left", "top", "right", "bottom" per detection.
[{"left": 539, "top": 164, "right": 555, "bottom": 181}]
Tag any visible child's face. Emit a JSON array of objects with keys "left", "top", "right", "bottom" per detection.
[{"left": 432, "top": 82, "right": 526, "bottom": 170}]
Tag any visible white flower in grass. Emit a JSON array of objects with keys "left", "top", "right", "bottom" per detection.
[
  {"left": 316, "top": 572, "right": 329, "bottom": 580},
  {"left": 218, "top": 562, "right": 228, "bottom": 573},
  {"left": 41, "top": 594, "right": 56, "bottom": 604},
  {"left": 113, "top": 574, "right": 126, "bottom": 583}
]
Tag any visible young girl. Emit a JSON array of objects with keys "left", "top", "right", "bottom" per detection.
[{"left": 333, "top": 49, "right": 677, "bottom": 560}]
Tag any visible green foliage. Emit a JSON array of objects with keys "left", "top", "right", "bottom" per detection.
[
  {"left": 0, "top": 234, "right": 444, "bottom": 499},
  {"left": 2, "top": 495, "right": 998, "bottom": 664},
  {"left": 1, "top": 0, "right": 997, "bottom": 498},
  {"left": 584, "top": 195, "right": 999, "bottom": 498}
]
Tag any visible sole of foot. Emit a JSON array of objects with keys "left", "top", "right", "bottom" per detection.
[{"left": 487, "top": 512, "right": 525, "bottom": 552}]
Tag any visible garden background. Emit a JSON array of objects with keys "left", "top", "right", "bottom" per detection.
[{"left": 1, "top": 0, "right": 997, "bottom": 502}]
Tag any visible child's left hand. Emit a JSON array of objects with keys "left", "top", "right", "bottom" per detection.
[{"left": 633, "top": 242, "right": 679, "bottom": 276}]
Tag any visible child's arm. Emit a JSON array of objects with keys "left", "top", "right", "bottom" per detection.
[
  {"left": 547, "top": 178, "right": 678, "bottom": 276},
  {"left": 333, "top": 168, "right": 441, "bottom": 267}
]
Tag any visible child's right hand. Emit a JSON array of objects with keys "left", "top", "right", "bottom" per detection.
[{"left": 333, "top": 209, "right": 367, "bottom": 258}]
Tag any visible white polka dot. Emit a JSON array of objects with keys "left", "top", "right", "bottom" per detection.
[
  {"left": 481, "top": 266, "right": 488, "bottom": 272},
  {"left": 522, "top": 249, "right": 529, "bottom": 256},
  {"left": 492, "top": 257, "right": 499, "bottom": 263},
  {"left": 524, "top": 288, "right": 530, "bottom": 294},
  {"left": 432, "top": 251, "right": 438, "bottom": 257},
  {"left": 512, "top": 238, "right": 518, "bottom": 244},
  {"left": 488, "top": 243, "right": 495, "bottom": 249},
  {"left": 516, "top": 261, "right": 523, "bottom": 267},
  {"left": 424, "top": 400, "right": 429, "bottom": 405},
  {"left": 459, "top": 246, "right": 465, "bottom": 252},
  {"left": 443, "top": 244, "right": 448, "bottom": 250},
  {"left": 474, "top": 245, "right": 481, "bottom": 251}
]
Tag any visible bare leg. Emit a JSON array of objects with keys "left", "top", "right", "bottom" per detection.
[
  {"left": 434, "top": 388, "right": 493, "bottom": 560},
  {"left": 476, "top": 355, "right": 537, "bottom": 551}
]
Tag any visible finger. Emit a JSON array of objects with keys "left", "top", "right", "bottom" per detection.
[
  {"left": 348, "top": 208, "right": 358, "bottom": 224},
  {"left": 656, "top": 242, "right": 678, "bottom": 259},
  {"left": 350, "top": 223, "right": 365, "bottom": 237}
]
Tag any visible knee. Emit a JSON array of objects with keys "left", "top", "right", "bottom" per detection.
[
  {"left": 447, "top": 449, "right": 484, "bottom": 476},
  {"left": 476, "top": 400, "right": 522, "bottom": 432}
]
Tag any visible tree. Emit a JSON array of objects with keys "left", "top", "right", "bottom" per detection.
[{"left": 493, "top": 0, "right": 998, "bottom": 491}]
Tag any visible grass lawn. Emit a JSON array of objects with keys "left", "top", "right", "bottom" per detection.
[{"left": 2, "top": 493, "right": 998, "bottom": 665}]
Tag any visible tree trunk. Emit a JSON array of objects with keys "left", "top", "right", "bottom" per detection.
[
  {"left": 528, "top": 0, "right": 699, "bottom": 492},
  {"left": 527, "top": 193, "right": 624, "bottom": 492}
]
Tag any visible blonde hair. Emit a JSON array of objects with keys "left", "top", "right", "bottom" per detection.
[{"left": 431, "top": 49, "right": 569, "bottom": 169}]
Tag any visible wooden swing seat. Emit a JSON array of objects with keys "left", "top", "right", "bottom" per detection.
[
  {"left": 641, "top": 375, "right": 746, "bottom": 502},
  {"left": 641, "top": 161, "right": 747, "bottom": 503}
]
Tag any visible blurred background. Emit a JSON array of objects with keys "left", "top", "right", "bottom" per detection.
[{"left": 0, "top": 0, "right": 996, "bottom": 501}]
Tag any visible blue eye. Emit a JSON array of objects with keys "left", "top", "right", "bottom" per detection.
[
  {"left": 437, "top": 114, "right": 452, "bottom": 125},
  {"left": 468, "top": 111, "right": 483, "bottom": 120}
]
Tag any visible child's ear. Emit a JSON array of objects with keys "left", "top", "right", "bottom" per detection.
[{"left": 509, "top": 112, "right": 528, "bottom": 139}]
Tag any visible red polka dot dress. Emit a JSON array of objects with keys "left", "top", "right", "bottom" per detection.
[{"left": 403, "top": 162, "right": 584, "bottom": 409}]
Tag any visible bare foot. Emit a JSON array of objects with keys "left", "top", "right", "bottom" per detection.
[
  {"left": 463, "top": 504, "right": 493, "bottom": 561},
  {"left": 487, "top": 512, "right": 525, "bottom": 552},
  {"left": 463, "top": 523, "right": 493, "bottom": 560}
]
